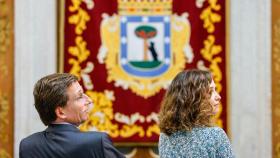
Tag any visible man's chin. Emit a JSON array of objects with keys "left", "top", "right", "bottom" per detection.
[
  {"left": 81, "top": 116, "right": 88, "bottom": 123},
  {"left": 75, "top": 119, "right": 87, "bottom": 126}
]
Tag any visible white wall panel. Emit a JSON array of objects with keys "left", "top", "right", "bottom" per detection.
[
  {"left": 14, "top": 0, "right": 57, "bottom": 157},
  {"left": 230, "top": 0, "right": 271, "bottom": 157}
]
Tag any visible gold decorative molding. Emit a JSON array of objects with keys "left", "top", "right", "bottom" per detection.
[
  {"left": 0, "top": 92, "right": 9, "bottom": 143},
  {"left": 272, "top": 1, "right": 280, "bottom": 157},
  {"left": 0, "top": 17, "right": 11, "bottom": 54},
  {"left": 0, "top": 0, "right": 14, "bottom": 157},
  {"left": 0, "top": 149, "right": 11, "bottom": 158},
  {"left": 273, "top": 19, "right": 280, "bottom": 158},
  {"left": 0, "top": 65, "right": 8, "bottom": 78},
  {"left": 0, "top": 0, "right": 11, "bottom": 55}
]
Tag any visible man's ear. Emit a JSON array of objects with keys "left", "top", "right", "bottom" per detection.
[{"left": 55, "top": 106, "right": 66, "bottom": 119}]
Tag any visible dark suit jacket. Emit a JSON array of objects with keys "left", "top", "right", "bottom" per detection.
[{"left": 19, "top": 124, "right": 125, "bottom": 158}]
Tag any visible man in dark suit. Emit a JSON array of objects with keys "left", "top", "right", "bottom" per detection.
[{"left": 19, "top": 73, "right": 125, "bottom": 158}]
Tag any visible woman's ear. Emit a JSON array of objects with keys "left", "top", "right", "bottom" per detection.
[{"left": 55, "top": 106, "right": 67, "bottom": 119}]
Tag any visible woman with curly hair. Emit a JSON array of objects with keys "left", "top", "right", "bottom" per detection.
[{"left": 158, "top": 69, "right": 234, "bottom": 158}]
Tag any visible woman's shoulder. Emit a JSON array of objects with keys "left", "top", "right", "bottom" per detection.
[
  {"left": 194, "top": 126, "right": 226, "bottom": 135},
  {"left": 159, "top": 126, "right": 227, "bottom": 143},
  {"left": 190, "top": 127, "right": 228, "bottom": 143},
  {"left": 206, "top": 127, "right": 227, "bottom": 137},
  {"left": 159, "top": 131, "right": 189, "bottom": 140},
  {"left": 159, "top": 127, "right": 234, "bottom": 157},
  {"left": 160, "top": 127, "right": 225, "bottom": 136}
]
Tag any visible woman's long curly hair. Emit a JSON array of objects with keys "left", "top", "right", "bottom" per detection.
[{"left": 159, "top": 69, "right": 214, "bottom": 135}]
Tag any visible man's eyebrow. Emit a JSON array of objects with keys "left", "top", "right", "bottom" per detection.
[{"left": 76, "top": 88, "right": 83, "bottom": 93}]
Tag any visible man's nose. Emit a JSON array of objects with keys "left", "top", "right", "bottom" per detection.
[{"left": 84, "top": 94, "right": 93, "bottom": 104}]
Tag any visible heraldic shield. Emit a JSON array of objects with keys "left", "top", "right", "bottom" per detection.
[{"left": 98, "top": 0, "right": 193, "bottom": 98}]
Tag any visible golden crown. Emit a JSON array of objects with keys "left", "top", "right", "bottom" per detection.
[{"left": 118, "top": 0, "right": 172, "bottom": 16}]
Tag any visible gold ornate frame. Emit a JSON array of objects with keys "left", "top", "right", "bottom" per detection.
[
  {"left": 0, "top": 0, "right": 14, "bottom": 158},
  {"left": 272, "top": 0, "right": 280, "bottom": 157}
]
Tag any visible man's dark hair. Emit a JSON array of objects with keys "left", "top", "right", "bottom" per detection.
[{"left": 33, "top": 73, "right": 78, "bottom": 125}]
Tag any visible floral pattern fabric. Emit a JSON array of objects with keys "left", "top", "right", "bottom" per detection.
[{"left": 159, "top": 127, "right": 235, "bottom": 158}]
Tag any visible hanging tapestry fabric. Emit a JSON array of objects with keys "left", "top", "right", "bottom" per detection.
[{"left": 59, "top": 0, "right": 227, "bottom": 144}]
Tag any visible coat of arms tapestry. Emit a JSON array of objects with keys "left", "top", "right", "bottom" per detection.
[{"left": 58, "top": 0, "right": 227, "bottom": 145}]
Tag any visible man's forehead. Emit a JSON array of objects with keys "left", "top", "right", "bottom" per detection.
[{"left": 68, "top": 81, "right": 83, "bottom": 94}]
